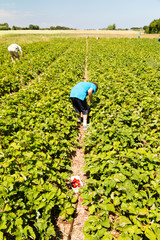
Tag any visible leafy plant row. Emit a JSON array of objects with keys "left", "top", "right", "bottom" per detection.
[
  {"left": 0, "top": 38, "right": 75, "bottom": 97},
  {"left": 0, "top": 38, "right": 86, "bottom": 239},
  {"left": 82, "top": 38, "right": 160, "bottom": 240}
]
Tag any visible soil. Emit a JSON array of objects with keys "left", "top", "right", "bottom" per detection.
[
  {"left": 57, "top": 126, "right": 89, "bottom": 240},
  {"left": 57, "top": 39, "right": 89, "bottom": 240},
  {"left": 70, "top": 126, "right": 89, "bottom": 240}
]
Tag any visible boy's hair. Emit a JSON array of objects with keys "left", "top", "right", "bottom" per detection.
[{"left": 92, "top": 82, "right": 98, "bottom": 91}]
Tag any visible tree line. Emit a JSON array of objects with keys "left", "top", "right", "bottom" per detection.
[
  {"left": 0, "top": 23, "right": 75, "bottom": 31},
  {"left": 146, "top": 18, "right": 160, "bottom": 33},
  {"left": 0, "top": 19, "right": 160, "bottom": 33}
]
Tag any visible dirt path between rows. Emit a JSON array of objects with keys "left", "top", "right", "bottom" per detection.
[
  {"left": 57, "top": 38, "right": 89, "bottom": 240},
  {"left": 70, "top": 37, "right": 89, "bottom": 240},
  {"left": 70, "top": 125, "right": 89, "bottom": 240}
]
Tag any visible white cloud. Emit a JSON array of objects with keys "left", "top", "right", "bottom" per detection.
[
  {"left": 0, "top": 9, "right": 15, "bottom": 17},
  {"left": 0, "top": 9, "right": 33, "bottom": 18}
]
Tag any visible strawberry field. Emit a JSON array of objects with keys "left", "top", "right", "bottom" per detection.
[
  {"left": 82, "top": 38, "right": 160, "bottom": 240},
  {"left": 0, "top": 37, "right": 86, "bottom": 240},
  {"left": 0, "top": 36, "right": 160, "bottom": 240}
]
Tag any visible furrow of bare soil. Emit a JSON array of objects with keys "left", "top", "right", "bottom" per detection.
[
  {"left": 69, "top": 38, "right": 89, "bottom": 240},
  {"left": 57, "top": 126, "right": 89, "bottom": 240},
  {"left": 57, "top": 39, "right": 89, "bottom": 240},
  {"left": 70, "top": 126, "right": 89, "bottom": 240}
]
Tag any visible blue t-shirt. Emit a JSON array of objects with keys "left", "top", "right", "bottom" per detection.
[{"left": 70, "top": 82, "right": 97, "bottom": 100}]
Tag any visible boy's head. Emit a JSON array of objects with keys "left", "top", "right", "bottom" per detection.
[{"left": 92, "top": 82, "right": 98, "bottom": 92}]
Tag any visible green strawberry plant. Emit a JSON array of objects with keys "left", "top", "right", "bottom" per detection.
[
  {"left": 82, "top": 38, "right": 160, "bottom": 240},
  {"left": 0, "top": 37, "right": 86, "bottom": 239},
  {"left": 1, "top": 36, "right": 160, "bottom": 240},
  {"left": 0, "top": 38, "right": 77, "bottom": 97}
]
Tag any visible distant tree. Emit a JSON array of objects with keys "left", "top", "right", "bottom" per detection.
[
  {"left": 12, "top": 25, "right": 22, "bottom": 30},
  {"left": 130, "top": 27, "right": 143, "bottom": 30},
  {"left": 21, "top": 27, "right": 29, "bottom": 30},
  {"left": 9, "top": 24, "right": 74, "bottom": 31},
  {"left": 55, "top": 25, "right": 71, "bottom": 30},
  {"left": 143, "top": 25, "right": 149, "bottom": 33},
  {"left": 148, "top": 19, "right": 160, "bottom": 33},
  {"left": 29, "top": 24, "right": 33, "bottom": 29},
  {"left": 143, "top": 25, "right": 148, "bottom": 30},
  {"left": 107, "top": 24, "right": 116, "bottom": 30},
  {"left": 50, "top": 25, "right": 75, "bottom": 30},
  {"left": 29, "top": 24, "right": 39, "bottom": 30},
  {"left": 0, "top": 23, "right": 10, "bottom": 30},
  {"left": 12, "top": 25, "right": 17, "bottom": 30},
  {"left": 0, "top": 23, "right": 9, "bottom": 28},
  {"left": 50, "top": 26, "right": 56, "bottom": 30}
]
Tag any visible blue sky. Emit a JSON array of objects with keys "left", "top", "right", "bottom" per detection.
[{"left": 0, "top": 0, "right": 160, "bottom": 29}]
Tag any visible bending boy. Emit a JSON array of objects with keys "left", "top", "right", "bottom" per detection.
[
  {"left": 8, "top": 44, "right": 24, "bottom": 62},
  {"left": 70, "top": 82, "right": 98, "bottom": 130}
]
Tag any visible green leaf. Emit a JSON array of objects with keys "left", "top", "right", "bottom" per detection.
[
  {"left": 34, "top": 201, "right": 46, "bottom": 210},
  {"left": 89, "top": 205, "right": 96, "bottom": 214},
  {"left": 83, "top": 222, "right": 93, "bottom": 233},
  {"left": 127, "top": 205, "right": 137, "bottom": 214},
  {"left": 46, "top": 226, "right": 56, "bottom": 236},
  {"left": 23, "top": 151, "right": 34, "bottom": 158},
  {"left": 101, "top": 217, "right": 110, "bottom": 228},
  {"left": 97, "top": 228, "right": 107, "bottom": 238},
  {"left": 145, "top": 227, "right": 156, "bottom": 240},
  {"left": 118, "top": 235, "right": 132, "bottom": 240},
  {"left": 113, "top": 196, "right": 120, "bottom": 206},
  {"left": 71, "top": 196, "right": 78, "bottom": 203},
  {"left": 35, "top": 219, "right": 48, "bottom": 231},
  {"left": 114, "top": 173, "right": 126, "bottom": 182},
  {"left": 88, "top": 215, "right": 99, "bottom": 223},
  {"left": 138, "top": 208, "right": 148, "bottom": 216},
  {"left": 119, "top": 216, "right": 132, "bottom": 227},
  {"left": 151, "top": 223, "right": 160, "bottom": 238},
  {"left": 99, "top": 203, "right": 115, "bottom": 213},
  {"left": 0, "top": 215, "right": 7, "bottom": 230},
  {"left": 10, "top": 142, "right": 20, "bottom": 150},
  {"left": 133, "top": 235, "right": 141, "bottom": 240},
  {"left": 106, "top": 204, "right": 115, "bottom": 213},
  {"left": 0, "top": 231, "right": 3, "bottom": 239},
  {"left": 27, "top": 226, "right": 36, "bottom": 239},
  {"left": 4, "top": 204, "right": 12, "bottom": 212},
  {"left": 123, "top": 225, "right": 142, "bottom": 235},
  {"left": 84, "top": 234, "right": 95, "bottom": 240},
  {"left": 101, "top": 232, "right": 113, "bottom": 240},
  {"left": 15, "top": 218, "right": 23, "bottom": 227},
  {"left": 66, "top": 207, "right": 75, "bottom": 215}
]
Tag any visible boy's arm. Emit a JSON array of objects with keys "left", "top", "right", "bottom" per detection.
[
  {"left": 21, "top": 51, "right": 24, "bottom": 57},
  {"left": 88, "top": 88, "right": 93, "bottom": 103}
]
